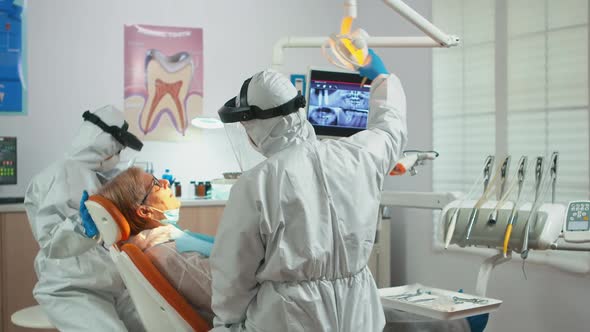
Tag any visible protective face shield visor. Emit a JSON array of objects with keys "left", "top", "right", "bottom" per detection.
[
  {"left": 222, "top": 121, "right": 265, "bottom": 172},
  {"left": 82, "top": 111, "right": 144, "bottom": 152},
  {"left": 217, "top": 77, "right": 306, "bottom": 172}
]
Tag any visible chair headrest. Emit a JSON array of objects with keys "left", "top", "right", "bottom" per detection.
[{"left": 84, "top": 195, "right": 131, "bottom": 246}]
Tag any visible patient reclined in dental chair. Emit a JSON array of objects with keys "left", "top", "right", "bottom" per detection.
[
  {"left": 85, "top": 194, "right": 213, "bottom": 331},
  {"left": 127, "top": 224, "right": 214, "bottom": 320}
]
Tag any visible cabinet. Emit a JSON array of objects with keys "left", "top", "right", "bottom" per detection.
[
  {"left": 0, "top": 212, "right": 53, "bottom": 332},
  {"left": 177, "top": 206, "right": 224, "bottom": 236}
]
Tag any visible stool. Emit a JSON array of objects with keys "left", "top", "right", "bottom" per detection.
[{"left": 11, "top": 305, "right": 55, "bottom": 329}]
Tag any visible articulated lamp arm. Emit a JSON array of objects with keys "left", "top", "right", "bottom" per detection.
[{"left": 271, "top": 0, "right": 460, "bottom": 70}]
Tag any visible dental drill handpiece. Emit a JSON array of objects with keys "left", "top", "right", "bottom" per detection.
[
  {"left": 444, "top": 161, "right": 487, "bottom": 249},
  {"left": 521, "top": 155, "right": 556, "bottom": 260},
  {"left": 550, "top": 152, "right": 558, "bottom": 204},
  {"left": 483, "top": 157, "right": 494, "bottom": 193},
  {"left": 489, "top": 156, "right": 511, "bottom": 225},
  {"left": 520, "top": 157, "right": 544, "bottom": 259},
  {"left": 534, "top": 157, "right": 544, "bottom": 202},
  {"left": 465, "top": 156, "right": 495, "bottom": 242},
  {"left": 502, "top": 156, "right": 527, "bottom": 257}
]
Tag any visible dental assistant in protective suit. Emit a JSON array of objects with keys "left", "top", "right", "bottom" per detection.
[
  {"left": 24, "top": 105, "right": 145, "bottom": 331},
  {"left": 210, "top": 49, "right": 403, "bottom": 331}
]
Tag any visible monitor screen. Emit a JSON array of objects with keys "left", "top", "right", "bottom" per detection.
[
  {"left": 306, "top": 69, "right": 372, "bottom": 137},
  {"left": 0, "top": 136, "right": 16, "bottom": 185}
]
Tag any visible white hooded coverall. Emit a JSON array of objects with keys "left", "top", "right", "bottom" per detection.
[
  {"left": 210, "top": 70, "right": 407, "bottom": 332},
  {"left": 24, "top": 106, "right": 144, "bottom": 332}
]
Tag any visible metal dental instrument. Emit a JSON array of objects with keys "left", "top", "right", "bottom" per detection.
[
  {"left": 534, "top": 157, "right": 544, "bottom": 201},
  {"left": 452, "top": 296, "right": 489, "bottom": 305},
  {"left": 488, "top": 156, "right": 511, "bottom": 225},
  {"left": 550, "top": 152, "right": 558, "bottom": 204},
  {"left": 465, "top": 156, "right": 498, "bottom": 242},
  {"left": 444, "top": 157, "right": 491, "bottom": 249},
  {"left": 411, "top": 297, "right": 437, "bottom": 303},
  {"left": 483, "top": 156, "right": 495, "bottom": 192},
  {"left": 390, "top": 289, "right": 431, "bottom": 301},
  {"left": 499, "top": 156, "right": 511, "bottom": 199},
  {"left": 520, "top": 157, "right": 546, "bottom": 261},
  {"left": 502, "top": 156, "right": 528, "bottom": 257},
  {"left": 521, "top": 153, "right": 559, "bottom": 261}
]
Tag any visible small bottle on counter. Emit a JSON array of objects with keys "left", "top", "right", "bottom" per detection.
[
  {"left": 162, "top": 169, "right": 174, "bottom": 184},
  {"left": 190, "top": 181, "right": 197, "bottom": 197},
  {"left": 174, "top": 182, "right": 182, "bottom": 197},
  {"left": 197, "top": 181, "right": 206, "bottom": 197},
  {"left": 205, "top": 181, "right": 212, "bottom": 198}
]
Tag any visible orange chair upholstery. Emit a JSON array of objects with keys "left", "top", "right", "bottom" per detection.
[
  {"left": 85, "top": 194, "right": 212, "bottom": 332},
  {"left": 87, "top": 195, "right": 131, "bottom": 244},
  {"left": 121, "top": 243, "right": 211, "bottom": 331}
]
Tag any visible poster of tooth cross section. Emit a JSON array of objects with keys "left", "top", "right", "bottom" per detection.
[{"left": 124, "top": 24, "right": 203, "bottom": 141}]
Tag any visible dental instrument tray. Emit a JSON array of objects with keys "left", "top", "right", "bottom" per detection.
[{"left": 379, "top": 284, "right": 502, "bottom": 320}]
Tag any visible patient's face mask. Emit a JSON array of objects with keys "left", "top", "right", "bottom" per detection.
[{"left": 150, "top": 206, "right": 180, "bottom": 225}]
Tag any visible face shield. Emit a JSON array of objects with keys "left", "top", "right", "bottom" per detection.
[
  {"left": 218, "top": 74, "right": 306, "bottom": 171},
  {"left": 222, "top": 122, "right": 265, "bottom": 172},
  {"left": 95, "top": 148, "right": 142, "bottom": 184}
]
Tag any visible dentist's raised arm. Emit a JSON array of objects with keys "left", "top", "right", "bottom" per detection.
[{"left": 343, "top": 48, "right": 408, "bottom": 178}]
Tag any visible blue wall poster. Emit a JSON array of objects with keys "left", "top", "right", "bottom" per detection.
[{"left": 0, "top": 0, "right": 23, "bottom": 115}]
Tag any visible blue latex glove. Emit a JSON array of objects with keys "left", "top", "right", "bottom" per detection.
[
  {"left": 175, "top": 231, "right": 215, "bottom": 257},
  {"left": 359, "top": 49, "right": 389, "bottom": 80},
  {"left": 80, "top": 190, "right": 99, "bottom": 238},
  {"left": 185, "top": 231, "right": 215, "bottom": 244},
  {"left": 458, "top": 289, "right": 489, "bottom": 332}
]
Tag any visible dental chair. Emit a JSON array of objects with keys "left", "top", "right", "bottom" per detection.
[{"left": 84, "top": 195, "right": 211, "bottom": 332}]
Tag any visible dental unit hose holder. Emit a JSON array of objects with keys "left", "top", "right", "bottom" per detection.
[{"left": 390, "top": 150, "right": 439, "bottom": 176}]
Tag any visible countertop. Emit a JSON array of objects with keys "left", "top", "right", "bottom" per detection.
[{"left": 0, "top": 197, "right": 227, "bottom": 213}]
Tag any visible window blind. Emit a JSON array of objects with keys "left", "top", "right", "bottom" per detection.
[
  {"left": 433, "top": 0, "right": 496, "bottom": 193},
  {"left": 433, "top": 0, "right": 590, "bottom": 203}
]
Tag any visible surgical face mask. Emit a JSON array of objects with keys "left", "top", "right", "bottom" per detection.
[
  {"left": 97, "top": 153, "right": 120, "bottom": 172},
  {"left": 241, "top": 117, "right": 283, "bottom": 154},
  {"left": 150, "top": 207, "right": 180, "bottom": 225},
  {"left": 245, "top": 110, "right": 308, "bottom": 154}
]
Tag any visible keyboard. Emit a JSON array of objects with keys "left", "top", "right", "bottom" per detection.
[{"left": 0, "top": 197, "right": 24, "bottom": 204}]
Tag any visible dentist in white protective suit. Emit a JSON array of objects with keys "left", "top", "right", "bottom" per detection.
[
  {"left": 210, "top": 49, "right": 405, "bottom": 331},
  {"left": 24, "top": 105, "right": 145, "bottom": 331}
]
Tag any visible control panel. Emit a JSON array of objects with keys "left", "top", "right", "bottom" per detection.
[
  {"left": 563, "top": 201, "right": 590, "bottom": 243},
  {"left": 0, "top": 136, "right": 16, "bottom": 185}
]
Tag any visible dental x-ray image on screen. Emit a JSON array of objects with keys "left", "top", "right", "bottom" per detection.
[{"left": 306, "top": 69, "right": 371, "bottom": 137}]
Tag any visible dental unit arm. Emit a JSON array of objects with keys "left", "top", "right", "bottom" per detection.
[{"left": 271, "top": 0, "right": 460, "bottom": 70}]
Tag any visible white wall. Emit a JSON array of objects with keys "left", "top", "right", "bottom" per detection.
[{"left": 0, "top": 0, "right": 435, "bottom": 198}]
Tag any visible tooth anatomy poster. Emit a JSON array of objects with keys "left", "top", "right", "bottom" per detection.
[
  {"left": 0, "top": 0, "right": 24, "bottom": 115},
  {"left": 124, "top": 24, "right": 203, "bottom": 141}
]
